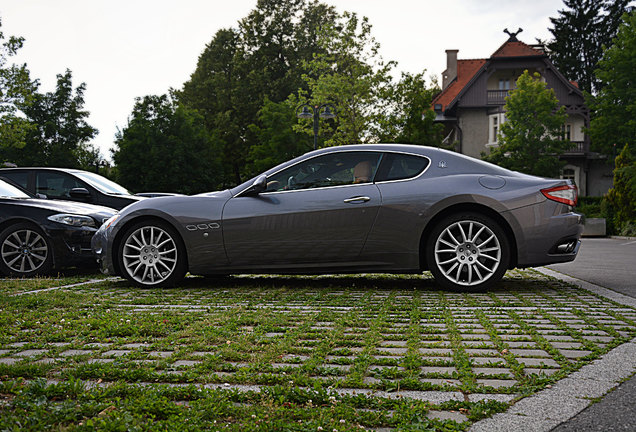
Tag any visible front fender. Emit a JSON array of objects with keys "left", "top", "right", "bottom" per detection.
[{"left": 111, "top": 193, "right": 231, "bottom": 274}]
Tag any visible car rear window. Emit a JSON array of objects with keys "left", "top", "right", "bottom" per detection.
[{"left": 375, "top": 153, "right": 430, "bottom": 182}]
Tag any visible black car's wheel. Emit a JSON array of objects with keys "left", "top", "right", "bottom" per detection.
[
  {"left": 0, "top": 223, "right": 53, "bottom": 277},
  {"left": 426, "top": 212, "right": 510, "bottom": 291},
  {"left": 118, "top": 221, "right": 186, "bottom": 288}
]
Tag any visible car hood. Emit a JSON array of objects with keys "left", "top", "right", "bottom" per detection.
[
  {"left": 118, "top": 190, "right": 232, "bottom": 217},
  {"left": 3, "top": 197, "right": 116, "bottom": 218}
]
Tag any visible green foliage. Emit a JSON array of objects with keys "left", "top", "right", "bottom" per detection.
[
  {"left": 112, "top": 94, "right": 220, "bottom": 194},
  {"left": 3, "top": 70, "right": 98, "bottom": 168},
  {"left": 604, "top": 144, "right": 636, "bottom": 233},
  {"left": 178, "top": 0, "right": 339, "bottom": 186},
  {"left": 246, "top": 98, "right": 309, "bottom": 175},
  {"left": 293, "top": 12, "right": 395, "bottom": 146},
  {"left": 575, "top": 196, "right": 604, "bottom": 218},
  {"left": 127, "top": 1, "right": 459, "bottom": 188},
  {"left": 0, "top": 18, "right": 37, "bottom": 153},
  {"left": 483, "top": 71, "right": 570, "bottom": 177},
  {"left": 378, "top": 72, "right": 445, "bottom": 146},
  {"left": 588, "top": 10, "right": 636, "bottom": 157},
  {"left": 546, "top": 0, "right": 630, "bottom": 95}
]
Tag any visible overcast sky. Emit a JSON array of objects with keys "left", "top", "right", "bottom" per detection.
[{"left": 1, "top": 0, "right": 566, "bottom": 159}]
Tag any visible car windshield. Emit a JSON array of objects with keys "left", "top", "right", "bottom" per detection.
[
  {"left": 73, "top": 171, "right": 131, "bottom": 195},
  {"left": 0, "top": 180, "right": 31, "bottom": 199}
]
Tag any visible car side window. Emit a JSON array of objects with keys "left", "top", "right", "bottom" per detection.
[
  {"left": 375, "top": 153, "right": 430, "bottom": 182},
  {"left": 0, "top": 172, "right": 28, "bottom": 189},
  {"left": 36, "top": 172, "right": 87, "bottom": 199},
  {"left": 265, "top": 152, "right": 383, "bottom": 192}
]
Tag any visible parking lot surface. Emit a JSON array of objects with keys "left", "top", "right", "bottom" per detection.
[{"left": 0, "top": 270, "right": 634, "bottom": 430}]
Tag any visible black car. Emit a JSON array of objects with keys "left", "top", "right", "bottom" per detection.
[
  {"left": 0, "top": 178, "right": 115, "bottom": 277},
  {"left": 0, "top": 167, "right": 145, "bottom": 210}
]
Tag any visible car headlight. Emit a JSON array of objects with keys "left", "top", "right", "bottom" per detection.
[{"left": 47, "top": 214, "right": 96, "bottom": 227}]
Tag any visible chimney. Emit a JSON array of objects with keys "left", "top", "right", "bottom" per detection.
[{"left": 442, "top": 49, "right": 459, "bottom": 90}]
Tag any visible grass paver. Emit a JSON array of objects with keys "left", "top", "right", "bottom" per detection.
[{"left": 0, "top": 269, "right": 634, "bottom": 430}]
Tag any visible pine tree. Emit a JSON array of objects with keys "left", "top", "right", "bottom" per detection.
[{"left": 546, "top": 0, "right": 630, "bottom": 95}]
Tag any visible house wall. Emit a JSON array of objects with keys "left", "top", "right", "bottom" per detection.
[
  {"left": 458, "top": 109, "right": 489, "bottom": 158},
  {"left": 587, "top": 159, "right": 614, "bottom": 197}
]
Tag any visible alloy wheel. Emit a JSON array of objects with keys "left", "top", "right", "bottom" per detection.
[
  {"left": 122, "top": 225, "right": 178, "bottom": 285},
  {"left": 1, "top": 229, "right": 49, "bottom": 274},
  {"left": 434, "top": 219, "right": 502, "bottom": 287}
]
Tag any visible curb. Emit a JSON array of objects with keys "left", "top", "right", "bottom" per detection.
[
  {"left": 610, "top": 236, "right": 636, "bottom": 241},
  {"left": 469, "top": 268, "right": 636, "bottom": 432}
]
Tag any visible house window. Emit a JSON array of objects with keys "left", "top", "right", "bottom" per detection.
[
  {"left": 488, "top": 113, "right": 506, "bottom": 146},
  {"left": 561, "top": 124, "right": 572, "bottom": 140},
  {"left": 499, "top": 79, "right": 511, "bottom": 90}
]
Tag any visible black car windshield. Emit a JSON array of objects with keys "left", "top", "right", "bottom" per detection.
[
  {"left": 73, "top": 171, "right": 131, "bottom": 195},
  {"left": 0, "top": 180, "right": 31, "bottom": 199}
]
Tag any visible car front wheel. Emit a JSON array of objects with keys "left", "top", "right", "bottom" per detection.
[
  {"left": 426, "top": 212, "right": 510, "bottom": 291},
  {"left": 0, "top": 223, "right": 53, "bottom": 277},
  {"left": 119, "top": 221, "right": 186, "bottom": 288}
]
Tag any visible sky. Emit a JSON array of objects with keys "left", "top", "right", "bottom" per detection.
[{"left": 0, "top": 0, "right": 567, "bottom": 159}]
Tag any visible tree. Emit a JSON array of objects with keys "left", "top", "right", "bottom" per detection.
[
  {"left": 0, "top": 17, "right": 37, "bottom": 155},
  {"left": 588, "top": 11, "right": 636, "bottom": 157},
  {"left": 179, "top": 0, "right": 339, "bottom": 186},
  {"left": 112, "top": 94, "right": 220, "bottom": 194},
  {"left": 377, "top": 72, "right": 444, "bottom": 146},
  {"left": 293, "top": 12, "right": 395, "bottom": 147},
  {"left": 245, "top": 98, "right": 308, "bottom": 175},
  {"left": 605, "top": 144, "right": 636, "bottom": 233},
  {"left": 483, "top": 71, "right": 570, "bottom": 177},
  {"left": 3, "top": 70, "right": 98, "bottom": 168},
  {"left": 546, "top": 0, "right": 630, "bottom": 95}
]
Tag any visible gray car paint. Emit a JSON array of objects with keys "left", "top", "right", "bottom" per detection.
[{"left": 92, "top": 144, "right": 582, "bottom": 278}]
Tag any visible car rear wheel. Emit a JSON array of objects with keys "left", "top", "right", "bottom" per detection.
[
  {"left": 0, "top": 223, "right": 53, "bottom": 277},
  {"left": 426, "top": 212, "right": 510, "bottom": 291},
  {"left": 119, "top": 221, "right": 186, "bottom": 288}
]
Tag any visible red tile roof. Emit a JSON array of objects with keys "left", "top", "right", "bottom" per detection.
[
  {"left": 432, "top": 59, "right": 486, "bottom": 112},
  {"left": 431, "top": 40, "right": 547, "bottom": 112},
  {"left": 491, "top": 41, "right": 544, "bottom": 58}
]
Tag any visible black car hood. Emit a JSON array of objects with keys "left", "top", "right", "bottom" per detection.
[{"left": 1, "top": 197, "right": 116, "bottom": 217}]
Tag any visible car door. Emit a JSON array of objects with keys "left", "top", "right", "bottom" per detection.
[{"left": 222, "top": 151, "right": 383, "bottom": 267}]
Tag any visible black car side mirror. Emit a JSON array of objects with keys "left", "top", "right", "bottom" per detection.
[
  {"left": 69, "top": 187, "right": 91, "bottom": 200},
  {"left": 243, "top": 175, "right": 267, "bottom": 196}
]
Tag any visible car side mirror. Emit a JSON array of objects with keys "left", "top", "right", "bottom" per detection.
[
  {"left": 36, "top": 193, "right": 48, "bottom": 199},
  {"left": 243, "top": 175, "right": 267, "bottom": 196},
  {"left": 69, "top": 187, "right": 91, "bottom": 200}
]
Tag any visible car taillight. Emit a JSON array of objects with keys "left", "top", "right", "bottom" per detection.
[{"left": 541, "top": 184, "right": 578, "bottom": 206}]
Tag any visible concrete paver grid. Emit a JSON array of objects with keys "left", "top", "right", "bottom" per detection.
[{"left": 1, "top": 270, "right": 635, "bottom": 429}]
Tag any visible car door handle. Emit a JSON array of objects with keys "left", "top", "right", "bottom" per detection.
[{"left": 344, "top": 196, "right": 371, "bottom": 204}]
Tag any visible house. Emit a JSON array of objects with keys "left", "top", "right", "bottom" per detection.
[{"left": 431, "top": 29, "right": 613, "bottom": 196}]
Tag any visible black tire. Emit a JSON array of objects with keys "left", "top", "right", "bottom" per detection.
[
  {"left": 0, "top": 222, "right": 53, "bottom": 277},
  {"left": 426, "top": 212, "right": 510, "bottom": 292},
  {"left": 118, "top": 220, "right": 187, "bottom": 288}
]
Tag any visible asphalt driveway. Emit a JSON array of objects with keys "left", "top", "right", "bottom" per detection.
[{"left": 547, "top": 237, "right": 636, "bottom": 298}]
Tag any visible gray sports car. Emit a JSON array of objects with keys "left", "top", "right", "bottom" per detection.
[{"left": 91, "top": 144, "right": 583, "bottom": 291}]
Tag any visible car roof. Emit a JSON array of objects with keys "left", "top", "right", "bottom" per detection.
[{"left": 0, "top": 167, "right": 88, "bottom": 174}]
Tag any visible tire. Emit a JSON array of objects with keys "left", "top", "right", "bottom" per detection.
[
  {"left": 426, "top": 212, "right": 510, "bottom": 292},
  {"left": 0, "top": 223, "right": 53, "bottom": 277},
  {"left": 118, "top": 220, "right": 187, "bottom": 288}
]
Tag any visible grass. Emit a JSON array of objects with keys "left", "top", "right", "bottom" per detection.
[{"left": 0, "top": 269, "right": 634, "bottom": 431}]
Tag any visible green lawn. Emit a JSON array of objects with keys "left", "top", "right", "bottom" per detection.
[{"left": 0, "top": 270, "right": 634, "bottom": 431}]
